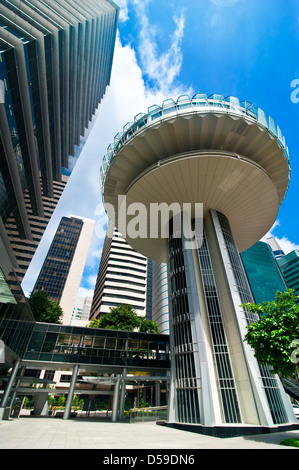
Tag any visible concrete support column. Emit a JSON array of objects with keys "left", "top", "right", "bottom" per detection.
[
  {"left": 9, "top": 365, "right": 26, "bottom": 409},
  {"left": 111, "top": 375, "right": 121, "bottom": 422},
  {"left": 0, "top": 359, "right": 21, "bottom": 410},
  {"left": 63, "top": 364, "right": 79, "bottom": 420},
  {"left": 155, "top": 380, "right": 161, "bottom": 407},
  {"left": 34, "top": 393, "right": 49, "bottom": 416},
  {"left": 119, "top": 368, "right": 127, "bottom": 421}
]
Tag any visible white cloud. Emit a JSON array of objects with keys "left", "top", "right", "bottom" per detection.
[
  {"left": 261, "top": 220, "right": 299, "bottom": 255},
  {"left": 133, "top": 1, "right": 189, "bottom": 96},
  {"left": 211, "top": 0, "right": 242, "bottom": 5},
  {"left": 208, "top": 0, "right": 244, "bottom": 28},
  {"left": 77, "top": 287, "right": 95, "bottom": 299},
  {"left": 116, "top": 0, "right": 129, "bottom": 22}
]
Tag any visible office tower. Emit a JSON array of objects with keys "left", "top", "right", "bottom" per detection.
[
  {"left": 33, "top": 216, "right": 95, "bottom": 324},
  {"left": 90, "top": 228, "right": 148, "bottom": 319},
  {"left": 70, "top": 296, "right": 93, "bottom": 326},
  {"left": 241, "top": 241, "right": 286, "bottom": 304},
  {"left": 278, "top": 250, "right": 299, "bottom": 303},
  {"left": 100, "top": 93, "right": 297, "bottom": 433},
  {"left": 151, "top": 261, "right": 169, "bottom": 334},
  {"left": 6, "top": 176, "right": 68, "bottom": 298},
  {"left": 0, "top": 0, "right": 119, "bottom": 294},
  {"left": 267, "top": 236, "right": 285, "bottom": 260}
]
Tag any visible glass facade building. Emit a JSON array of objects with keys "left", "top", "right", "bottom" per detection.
[
  {"left": 0, "top": 0, "right": 119, "bottom": 292},
  {"left": 33, "top": 215, "right": 95, "bottom": 324},
  {"left": 0, "top": 0, "right": 119, "bottom": 387},
  {"left": 24, "top": 322, "right": 170, "bottom": 370},
  {"left": 33, "top": 217, "right": 84, "bottom": 302},
  {"left": 241, "top": 241, "right": 286, "bottom": 304},
  {"left": 278, "top": 250, "right": 299, "bottom": 303}
]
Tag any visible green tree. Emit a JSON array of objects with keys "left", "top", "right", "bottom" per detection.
[
  {"left": 48, "top": 396, "right": 56, "bottom": 407},
  {"left": 28, "top": 291, "right": 63, "bottom": 323},
  {"left": 139, "top": 318, "right": 160, "bottom": 333},
  {"left": 23, "top": 397, "right": 30, "bottom": 408},
  {"left": 72, "top": 394, "right": 79, "bottom": 408},
  {"left": 57, "top": 396, "right": 66, "bottom": 408},
  {"left": 89, "top": 304, "right": 159, "bottom": 333},
  {"left": 242, "top": 289, "right": 299, "bottom": 378}
]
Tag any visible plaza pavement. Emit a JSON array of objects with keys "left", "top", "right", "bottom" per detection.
[{"left": 0, "top": 416, "right": 299, "bottom": 450}]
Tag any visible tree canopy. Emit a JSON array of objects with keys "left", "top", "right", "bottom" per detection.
[
  {"left": 89, "top": 304, "right": 160, "bottom": 333},
  {"left": 28, "top": 291, "right": 63, "bottom": 324},
  {"left": 242, "top": 289, "right": 299, "bottom": 378}
]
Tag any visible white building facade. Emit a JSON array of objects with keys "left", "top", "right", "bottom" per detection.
[
  {"left": 100, "top": 93, "right": 298, "bottom": 435},
  {"left": 90, "top": 228, "right": 148, "bottom": 319}
]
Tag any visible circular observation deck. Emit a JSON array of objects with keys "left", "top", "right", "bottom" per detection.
[{"left": 101, "top": 93, "right": 290, "bottom": 263}]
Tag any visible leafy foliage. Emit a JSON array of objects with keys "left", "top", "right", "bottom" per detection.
[
  {"left": 28, "top": 291, "right": 63, "bottom": 324},
  {"left": 242, "top": 289, "right": 299, "bottom": 378},
  {"left": 280, "top": 439, "right": 299, "bottom": 448},
  {"left": 139, "top": 319, "right": 160, "bottom": 333},
  {"left": 89, "top": 304, "right": 160, "bottom": 333}
]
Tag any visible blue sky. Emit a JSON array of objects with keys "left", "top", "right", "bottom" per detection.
[{"left": 22, "top": 0, "right": 299, "bottom": 298}]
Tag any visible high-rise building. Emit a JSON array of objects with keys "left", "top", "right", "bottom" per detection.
[
  {"left": 70, "top": 296, "right": 93, "bottom": 326},
  {"left": 90, "top": 228, "right": 148, "bottom": 319},
  {"left": 278, "top": 250, "right": 299, "bottom": 303},
  {"left": 5, "top": 176, "right": 69, "bottom": 298},
  {"left": 267, "top": 236, "right": 285, "bottom": 260},
  {"left": 33, "top": 215, "right": 95, "bottom": 324},
  {"left": 100, "top": 93, "right": 297, "bottom": 434},
  {"left": 241, "top": 241, "right": 286, "bottom": 304},
  {"left": 0, "top": 0, "right": 119, "bottom": 295}
]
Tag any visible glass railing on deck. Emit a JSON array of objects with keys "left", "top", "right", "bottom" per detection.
[
  {"left": 129, "top": 405, "right": 168, "bottom": 423},
  {"left": 100, "top": 93, "right": 290, "bottom": 189}
]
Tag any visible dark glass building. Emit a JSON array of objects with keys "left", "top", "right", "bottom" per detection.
[
  {"left": 0, "top": 0, "right": 119, "bottom": 390},
  {"left": 278, "top": 250, "right": 299, "bottom": 303},
  {"left": 241, "top": 241, "right": 286, "bottom": 304},
  {"left": 0, "top": 0, "right": 119, "bottom": 292},
  {"left": 33, "top": 216, "right": 84, "bottom": 302}
]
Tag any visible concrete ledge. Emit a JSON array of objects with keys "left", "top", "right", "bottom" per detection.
[{"left": 157, "top": 421, "right": 299, "bottom": 439}]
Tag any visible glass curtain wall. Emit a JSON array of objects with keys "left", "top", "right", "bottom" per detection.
[{"left": 216, "top": 211, "right": 288, "bottom": 425}]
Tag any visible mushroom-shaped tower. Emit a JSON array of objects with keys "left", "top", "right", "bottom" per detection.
[{"left": 100, "top": 94, "right": 297, "bottom": 434}]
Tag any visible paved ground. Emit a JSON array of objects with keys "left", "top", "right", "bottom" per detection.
[{"left": 0, "top": 416, "right": 299, "bottom": 450}]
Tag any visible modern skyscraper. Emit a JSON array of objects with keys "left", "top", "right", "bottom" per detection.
[
  {"left": 6, "top": 176, "right": 69, "bottom": 298},
  {"left": 0, "top": 0, "right": 119, "bottom": 294},
  {"left": 33, "top": 215, "right": 95, "bottom": 324},
  {"left": 90, "top": 228, "right": 148, "bottom": 319},
  {"left": 100, "top": 93, "right": 297, "bottom": 434},
  {"left": 241, "top": 241, "right": 286, "bottom": 304},
  {"left": 267, "top": 236, "right": 285, "bottom": 260},
  {"left": 278, "top": 250, "right": 299, "bottom": 303}
]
